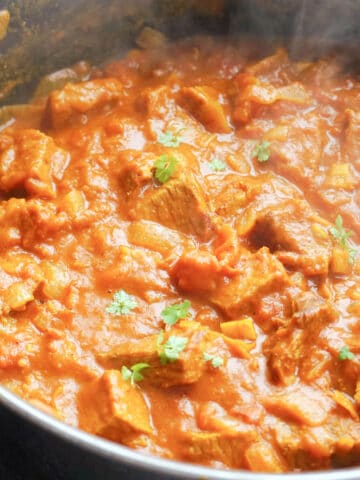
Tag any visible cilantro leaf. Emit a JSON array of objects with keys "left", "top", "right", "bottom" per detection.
[
  {"left": 203, "top": 352, "right": 224, "bottom": 368},
  {"left": 209, "top": 158, "right": 226, "bottom": 172},
  {"left": 158, "top": 335, "right": 188, "bottom": 365},
  {"left": 329, "top": 215, "right": 352, "bottom": 247},
  {"left": 158, "top": 130, "right": 184, "bottom": 148},
  {"left": 154, "top": 154, "right": 178, "bottom": 184},
  {"left": 157, "top": 330, "right": 164, "bottom": 347},
  {"left": 329, "top": 215, "right": 357, "bottom": 264},
  {"left": 338, "top": 345, "right": 355, "bottom": 361},
  {"left": 121, "top": 363, "right": 150, "bottom": 385},
  {"left": 106, "top": 290, "right": 137, "bottom": 315},
  {"left": 252, "top": 141, "right": 271, "bottom": 162},
  {"left": 161, "top": 300, "right": 191, "bottom": 326},
  {"left": 121, "top": 365, "right": 132, "bottom": 382},
  {"left": 349, "top": 247, "right": 357, "bottom": 265}
]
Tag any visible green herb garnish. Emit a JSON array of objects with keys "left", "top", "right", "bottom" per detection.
[
  {"left": 338, "top": 345, "right": 355, "bottom": 361},
  {"left": 121, "top": 363, "right": 150, "bottom": 384},
  {"left": 106, "top": 290, "right": 137, "bottom": 315},
  {"left": 209, "top": 158, "right": 226, "bottom": 172},
  {"left": 154, "top": 154, "right": 178, "bottom": 184},
  {"left": 158, "top": 130, "right": 184, "bottom": 148},
  {"left": 161, "top": 300, "right": 191, "bottom": 326},
  {"left": 252, "top": 141, "right": 271, "bottom": 162},
  {"left": 203, "top": 352, "right": 224, "bottom": 368},
  {"left": 329, "top": 215, "right": 357, "bottom": 265},
  {"left": 158, "top": 335, "right": 188, "bottom": 365}
]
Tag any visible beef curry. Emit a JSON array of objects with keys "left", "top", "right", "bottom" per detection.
[{"left": 1, "top": 35, "right": 360, "bottom": 473}]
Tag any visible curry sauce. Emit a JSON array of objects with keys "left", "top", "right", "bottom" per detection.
[{"left": 1, "top": 36, "right": 360, "bottom": 472}]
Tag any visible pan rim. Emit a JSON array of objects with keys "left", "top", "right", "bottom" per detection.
[{"left": 1, "top": 385, "right": 360, "bottom": 480}]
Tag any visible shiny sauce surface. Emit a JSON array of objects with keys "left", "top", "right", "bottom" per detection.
[{"left": 1, "top": 36, "right": 360, "bottom": 472}]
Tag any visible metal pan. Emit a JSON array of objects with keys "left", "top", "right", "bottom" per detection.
[{"left": 1, "top": 1, "right": 360, "bottom": 478}]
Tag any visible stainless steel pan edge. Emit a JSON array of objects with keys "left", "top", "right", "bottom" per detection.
[{"left": 1, "top": 386, "right": 360, "bottom": 480}]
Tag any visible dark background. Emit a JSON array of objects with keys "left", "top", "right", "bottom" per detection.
[{"left": 1, "top": 413, "right": 53, "bottom": 480}]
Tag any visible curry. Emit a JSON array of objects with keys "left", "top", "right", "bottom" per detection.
[{"left": 1, "top": 35, "right": 360, "bottom": 473}]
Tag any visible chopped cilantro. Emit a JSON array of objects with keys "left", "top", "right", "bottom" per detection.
[
  {"left": 330, "top": 215, "right": 352, "bottom": 247},
  {"left": 106, "top": 290, "right": 137, "bottom": 315},
  {"left": 158, "top": 335, "right": 188, "bottom": 365},
  {"left": 154, "top": 154, "right": 178, "bottom": 184},
  {"left": 338, "top": 345, "right": 355, "bottom": 361},
  {"left": 158, "top": 130, "right": 184, "bottom": 148},
  {"left": 329, "top": 215, "right": 357, "bottom": 264},
  {"left": 209, "top": 158, "right": 226, "bottom": 172},
  {"left": 121, "top": 363, "right": 150, "bottom": 385},
  {"left": 157, "top": 330, "right": 164, "bottom": 346},
  {"left": 349, "top": 247, "right": 357, "bottom": 265},
  {"left": 161, "top": 300, "right": 191, "bottom": 326},
  {"left": 203, "top": 352, "right": 224, "bottom": 368},
  {"left": 252, "top": 141, "right": 271, "bottom": 162}
]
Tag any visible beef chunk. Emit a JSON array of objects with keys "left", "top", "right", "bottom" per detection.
[
  {"left": 271, "top": 415, "right": 360, "bottom": 471},
  {"left": 244, "top": 442, "right": 285, "bottom": 472},
  {"left": 343, "top": 109, "right": 360, "bottom": 172},
  {"left": 180, "top": 429, "right": 258, "bottom": 469},
  {"left": 117, "top": 150, "right": 156, "bottom": 197},
  {"left": 45, "top": 78, "right": 123, "bottom": 129},
  {"left": 179, "top": 86, "right": 231, "bottom": 133},
  {"left": 233, "top": 73, "right": 311, "bottom": 125},
  {"left": 98, "top": 320, "right": 208, "bottom": 388},
  {"left": 210, "top": 247, "right": 289, "bottom": 318},
  {"left": 251, "top": 199, "right": 332, "bottom": 275},
  {"left": 263, "top": 386, "right": 334, "bottom": 426},
  {"left": 135, "top": 173, "right": 214, "bottom": 240},
  {"left": 269, "top": 113, "right": 324, "bottom": 188},
  {"left": 0, "top": 129, "right": 69, "bottom": 198},
  {"left": 79, "top": 370, "right": 152, "bottom": 442},
  {"left": 293, "top": 291, "right": 338, "bottom": 329}
]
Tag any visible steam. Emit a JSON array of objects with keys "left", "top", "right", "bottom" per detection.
[{"left": 229, "top": 0, "right": 360, "bottom": 60}]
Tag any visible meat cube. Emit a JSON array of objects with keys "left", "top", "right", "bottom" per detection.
[
  {"left": 293, "top": 291, "right": 337, "bottom": 329},
  {"left": 136, "top": 173, "right": 214, "bottom": 241},
  {"left": 264, "top": 328, "right": 304, "bottom": 386},
  {"left": 178, "top": 86, "right": 231, "bottom": 133},
  {"left": 271, "top": 417, "right": 360, "bottom": 470},
  {"left": 96, "top": 246, "right": 170, "bottom": 296},
  {"left": 343, "top": 109, "right": 360, "bottom": 172},
  {"left": 45, "top": 78, "right": 123, "bottom": 129},
  {"left": 233, "top": 74, "right": 311, "bottom": 125},
  {"left": 263, "top": 386, "right": 334, "bottom": 426},
  {"left": 136, "top": 85, "right": 170, "bottom": 117},
  {"left": 269, "top": 113, "right": 324, "bottom": 188},
  {"left": 79, "top": 370, "right": 152, "bottom": 442},
  {"left": 98, "top": 320, "right": 208, "bottom": 388},
  {"left": 251, "top": 199, "right": 332, "bottom": 276},
  {"left": 244, "top": 442, "right": 285, "bottom": 472},
  {"left": 0, "top": 129, "right": 69, "bottom": 198},
  {"left": 210, "top": 173, "right": 302, "bottom": 228},
  {"left": 117, "top": 150, "right": 157, "bottom": 197},
  {"left": 210, "top": 247, "right": 289, "bottom": 318},
  {"left": 180, "top": 430, "right": 258, "bottom": 469}
]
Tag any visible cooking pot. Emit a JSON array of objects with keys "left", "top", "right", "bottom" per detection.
[{"left": 1, "top": 1, "right": 360, "bottom": 479}]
